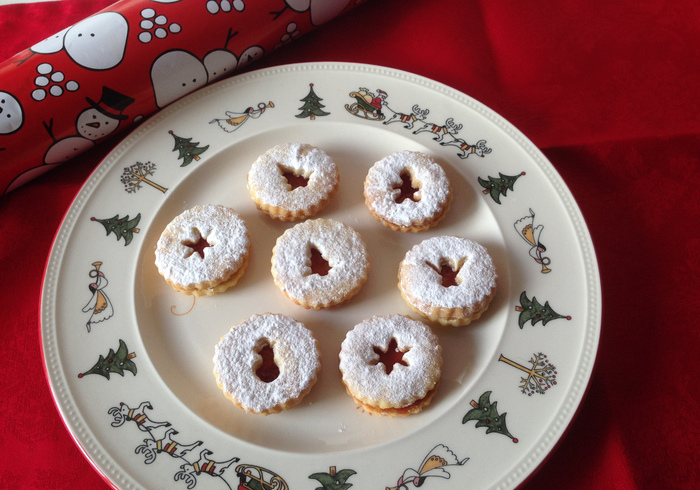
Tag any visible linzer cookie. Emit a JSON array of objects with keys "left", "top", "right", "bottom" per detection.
[
  {"left": 247, "top": 143, "right": 339, "bottom": 221},
  {"left": 213, "top": 313, "right": 321, "bottom": 415},
  {"left": 339, "top": 315, "right": 442, "bottom": 416},
  {"left": 154, "top": 204, "right": 250, "bottom": 296},
  {"left": 364, "top": 151, "right": 452, "bottom": 232},
  {"left": 398, "top": 236, "right": 497, "bottom": 326},
  {"left": 271, "top": 218, "right": 369, "bottom": 310}
]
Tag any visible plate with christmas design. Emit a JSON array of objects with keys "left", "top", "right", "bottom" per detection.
[{"left": 41, "top": 62, "right": 601, "bottom": 490}]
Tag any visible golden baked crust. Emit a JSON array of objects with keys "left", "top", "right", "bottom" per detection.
[
  {"left": 247, "top": 143, "right": 339, "bottom": 221},
  {"left": 398, "top": 236, "right": 497, "bottom": 326},
  {"left": 155, "top": 204, "right": 250, "bottom": 296},
  {"left": 364, "top": 151, "right": 452, "bottom": 232},
  {"left": 271, "top": 219, "right": 369, "bottom": 310},
  {"left": 339, "top": 315, "right": 442, "bottom": 416},
  {"left": 213, "top": 313, "right": 321, "bottom": 415}
]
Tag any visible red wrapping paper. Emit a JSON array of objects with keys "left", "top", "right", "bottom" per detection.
[
  {"left": 0, "top": 0, "right": 365, "bottom": 194},
  {"left": 1, "top": 0, "right": 699, "bottom": 489}
]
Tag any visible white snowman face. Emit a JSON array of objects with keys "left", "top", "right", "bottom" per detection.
[
  {"left": 0, "top": 92, "right": 24, "bottom": 135},
  {"left": 203, "top": 49, "right": 238, "bottom": 83},
  {"left": 64, "top": 12, "right": 128, "bottom": 70},
  {"left": 151, "top": 50, "right": 208, "bottom": 108},
  {"left": 309, "top": 0, "right": 350, "bottom": 25},
  {"left": 76, "top": 108, "right": 120, "bottom": 140},
  {"left": 237, "top": 46, "right": 264, "bottom": 69},
  {"left": 283, "top": 0, "right": 349, "bottom": 25},
  {"left": 31, "top": 27, "right": 70, "bottom": 55},
  {"left": 44, "top": 136, "right": 95, "bottom": 164}
]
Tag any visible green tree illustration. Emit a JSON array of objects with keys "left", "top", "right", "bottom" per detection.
[
  {"left": 78, "top": 339, "right": 137, "bottom": 380},
  {"left": 516, "top": 291, "right": 571, "bottom": 328},
  {"left": 309, "top": 466, "right": 356, "bottom": 490},
  {"left": 169, "top": 130, "right": 209, "bottom": 166},
  {"left": 90, "top": 213, "right": 141, "bottom": 246},
  {"left": 462, "top": 391, "right": 518, "bottom": 442},
  {"left": 296, "top": 83, "right": 330, "bottom": 120},
  {"left": 478, "top": 172, "right": 526, "bottom": 204}
]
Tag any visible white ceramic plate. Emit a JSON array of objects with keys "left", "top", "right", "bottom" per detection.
[{"left": 41, "top": 63, "right": 600, "bottom": 490}]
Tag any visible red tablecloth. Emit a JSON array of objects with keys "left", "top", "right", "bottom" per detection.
[{"left": 1, "top": 1, "right": 698, "bottom": 488}]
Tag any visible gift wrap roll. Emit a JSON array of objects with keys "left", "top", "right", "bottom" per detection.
[{"left": 0, "top": 0, "right": 365, "bottom": 194}]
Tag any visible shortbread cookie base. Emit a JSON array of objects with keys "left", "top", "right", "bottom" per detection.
[
  {"left": 365, "top": 190, "right": 452, "bottom": 232},
  {"left": 166, "top": 253, "right": 249, "bottom": 297},
  {"left": 271, "top": 219, "right": 370, "bottom": 310},
  {"left": 348, "top": 383, "right": 440, "bottom": 417},
  {"left": 248, "top": 143, "right": 339, "bottom": 221},
  {"left": 398, "top": 283, "right": 496, "bottom": 326},
  {"left": 398, "top": 236, "right": 498, "bottom": 327},
  {"left": 364, "top": 151, "right": 452, "bottom": 232},
  {"left": 214, "top": 373, "right": 318, "bottom": 415},
  {"left": 155, "top": 204, "right": 250, "bottom": 296},
  {"left": 339, "top": 315, "right": 442, "bottom": 415},
  {"left": 213, "top": 313, "right": 321, "bottom": 415}
]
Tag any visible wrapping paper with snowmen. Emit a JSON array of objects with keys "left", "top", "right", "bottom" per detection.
[{"left": 0, "top": 0, "right": 365, "bottom": 195}]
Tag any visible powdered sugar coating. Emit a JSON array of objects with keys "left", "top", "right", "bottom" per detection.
[
  {"left": 213, "top": 313, "right": 320, "bottom": 414},
  {"left": 399, "top": 236, "right": 497, "bottom": 323},
  {"left": 339, "top": 315, "right": 442, "bottom": 409},
  {"left": 247, "top": 143, "right": 339, "bottom": 219},
  {"left": 271, "top": 219, "right": 369, "bottom": 309},
  {"left": 155, "top": 204, "right": 249, "bottom": 292},
  {"left": 364, "top": 151, "right": 451, "bottom": 230}
]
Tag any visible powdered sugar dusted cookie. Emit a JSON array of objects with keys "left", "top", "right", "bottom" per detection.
[
  {"left": 398, "top": 236, "right": 497, "bottom": 326},
  {"left": 247, "top": 142, "right": 339, "bottom": 221},
  {"left": 213, "top": 313, "right": 321, "bottom": 415},
  {"left": 271, "top": 218, "right": 370, "bottom": 310},
  {"left": 339, "top": 315, "right": 442, "bottom": 416},
  {"left": 364, "top": 151, "right": 452, "bottom": 232},
  {"left": 155, "top": 204, "right": 250, "bottom": 296}
]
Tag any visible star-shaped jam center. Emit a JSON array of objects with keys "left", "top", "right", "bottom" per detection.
[
  {"left": 182, "top": 231, "right": 211, "bottom": 259},
  {"left": 371, "top": 338, "right": 409, "bottom": 375}
]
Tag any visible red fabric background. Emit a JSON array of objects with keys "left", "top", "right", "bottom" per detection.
[{"left": 1, "top": 0, "right": 698, "bottom": 488}]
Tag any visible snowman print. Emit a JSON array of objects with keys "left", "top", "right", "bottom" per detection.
[
  {"left": 5, "top": 86, "right": 132, "bottom": 190},
  {"left": 151, "top": 40, "right": 264, "bottom": 108},
  {"left": 3, "top": 86, "right": 136, "bottom": 194},
  {"left": 150, "top": 50, "right": 208, "bottom": 109},
  {"left": 0, "top": 92, "right": 24, "bottom": 135},
  {"left": 274, "top": 0, "right": 352, "bottom": 25},
  {"left": 29, "top": 12, "right": 128, "bottom": 71},
  {"left": 44, "top": 87, "right": 134, "bottom": 164},
  {"left": 43, "top": 86, "right": 135, "bottom": 164}
]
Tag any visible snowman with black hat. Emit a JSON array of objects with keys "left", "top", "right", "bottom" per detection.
[
  {"left": 77, "top": 86, "right": 135, "bottom": 141},
  {"left": 42, "top": 85, "right": 134, "bottom": 165},
  {"left": 4, "top": 86, "right": 135, "bottom": 193}
]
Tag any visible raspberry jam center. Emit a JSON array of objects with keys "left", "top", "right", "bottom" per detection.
[
  {"left": 371, "top": 338, "right": 409, "bottom": 375},
  {"left": 280, "top": 165, "right": 310, "bottom": 190},
  {"left": 182, "top": 231, "right": 211, "bottom": 259},
  {"left": 309, "top": 246, "right": 331, "bottom": 276},
  {"left": 393, "top": 169, "right": 420, "bottom": 203},
  {"left": 426, "top": 257, "right": 464, "bottom": 287},
  {"left": 255, "top": 340, "right": 280, "bottom": 383}
]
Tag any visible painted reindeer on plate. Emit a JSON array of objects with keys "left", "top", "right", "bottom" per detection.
[
  {"left": 441, "top": 137, "right": 492, "bottom": 159},
  {"left": 413, "top": 117, "right": 463, "bottom": 142},
  {"left": 135, "top": 427, "right": 203, "bottom": 464},
  {"left": 383, "top": 104, "right": 430, "bottom": 130}
]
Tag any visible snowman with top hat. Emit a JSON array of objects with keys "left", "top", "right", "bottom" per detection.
[{"left": 44, "top": 86, "right": 135, "bottom": 165}]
